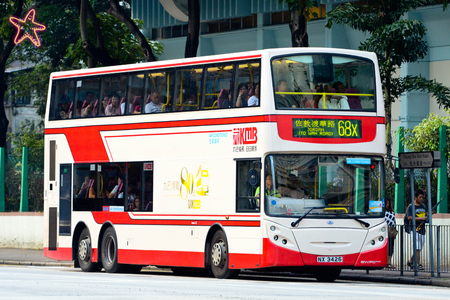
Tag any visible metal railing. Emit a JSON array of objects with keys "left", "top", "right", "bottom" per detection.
[{"left": 388, "top": 225, "right": 449, "bottom": 277}]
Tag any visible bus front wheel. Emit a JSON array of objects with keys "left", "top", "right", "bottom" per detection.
[
  {"left": 77, "top": 228, "right": 100, "bottom": 272},
  {"left": 101, "top": 227, "right": 122, "bottom": 273},
  {"left": 209, "top": 230, "right": 239, "bottom": 279}
]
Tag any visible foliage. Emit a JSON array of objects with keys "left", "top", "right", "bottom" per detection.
[
  {"left": 7, "top": 120, "right": 44, "bottom": 173},
  {"left": 66, "top": 12, "right": 163, "bottom": 68},
  {"left": 326, "top": 0, "right": 450, "bottom": 156},
  {"left": 277, "top": 0, "right": 319, "bottom": 20},
  {"left": 5, "top": 120, "right": 44, "bottom": 212},
  {"left": 403, "top": 110, "right": 450, "bottom": 155}
]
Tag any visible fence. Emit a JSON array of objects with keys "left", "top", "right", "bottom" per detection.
[{"left": 389, "top": 225, "right": 449, "bottom": 277}]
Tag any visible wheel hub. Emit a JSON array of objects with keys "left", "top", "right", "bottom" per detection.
[
  {"left": 211, "top": 242, "right": 224, "bottom": 267},
  {"left": 78, "top": 239, "right": 90, "bottom": 261}
]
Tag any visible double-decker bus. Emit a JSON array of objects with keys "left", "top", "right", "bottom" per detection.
[{"left": 44, "top": 48, "right": 386, "bottom": 282}]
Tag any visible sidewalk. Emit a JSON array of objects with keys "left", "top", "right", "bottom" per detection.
[{"left": 1, "top": 248, "right": 449, "bottom": 287}]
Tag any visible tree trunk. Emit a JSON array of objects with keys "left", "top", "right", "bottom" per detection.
[
  {"left": 0, "top": 75, "right": 9, "bottom": 148},
  {"left": 0, "top": 0, "right": 24, "bottom": 148},
  {"left": 289, "top": 7, "right": 308, "bottom": 47},
  {"left": 185, "top": 0, "right": 200, "bottom": 58},
  {"left": 108, "top": 0, "right": 157, "bottom": 62},
  {"left": 80, "top": 0, "right": 119, "bottom": 66}
]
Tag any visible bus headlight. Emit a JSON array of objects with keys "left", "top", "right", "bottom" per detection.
[
  {"left": 270, "top": 226, "right": 276, "bottom": 231},
  {"left": 370, "top": 240, "right": 375, "bottom": 245},
  {"left": 273, "top": 235, "right": 279, "bottom": 241},
  {"left": 378, "top": 236, "right": 384, "bottom": 242}
]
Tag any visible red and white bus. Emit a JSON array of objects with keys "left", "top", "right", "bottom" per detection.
[{"left": 44, "top": 48, "right": 386, "bottom": 281}]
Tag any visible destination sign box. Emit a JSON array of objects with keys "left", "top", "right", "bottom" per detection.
[{"left": 293, "top": 118, "right": 362, "bottom": 139}]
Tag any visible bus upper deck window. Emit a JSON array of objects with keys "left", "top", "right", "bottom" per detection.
[{"left": 272, "top": 55, "right": 375, "bottom": 111}]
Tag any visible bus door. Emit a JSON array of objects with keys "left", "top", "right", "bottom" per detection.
[{"left": 47, "top": 140, "right": 58, "bottom": 250}]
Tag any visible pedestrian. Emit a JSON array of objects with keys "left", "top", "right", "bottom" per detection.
[
  {"left": 405, "top": 189, "right": 428, "bottom": 271},
  {"left": 385, "top": 199, "right": 397, "bottom": 269}
]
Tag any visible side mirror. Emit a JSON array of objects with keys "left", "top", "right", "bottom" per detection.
[
  {"left": 248, "top": 169, "right": 259, "bottom": 186},
  {"left": 394, "top": 168, "right": 400, "bottom": 184}
]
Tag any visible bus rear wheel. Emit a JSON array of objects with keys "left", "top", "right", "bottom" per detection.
[
  {"left": 101, "top": 227, "right": 122, "bottom": 273},
  {"left": 314, "top": 267, "right": 341, "bottom": 282},
  {"left": 77, "top": 228, "right": 100, "bottom": 272},
  {"left": 209, "top": 230, "right": 239, "bottom": 279}
]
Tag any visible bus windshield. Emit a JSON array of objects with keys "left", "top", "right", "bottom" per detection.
[
  {"left": 272, "top": 54, "right": 376, "bottom": 111},
  {"left": 264, "top": 154, "right": 384, "bottom": 218}
]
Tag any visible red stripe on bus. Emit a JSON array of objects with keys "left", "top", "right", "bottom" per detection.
[
  {"left": 91, "top": 212, "right": 260, "bottom": 227},
  {"left": 52, "top": 54, "right": 262, "bottom": 79},
  {"left": 44, "top": 114, "right": 380, "bottom": 162},
  {"left": 377, "top": 117, "right": 386, "bottom": 124},
  {"left": 45, "top": 115, "right": 272, "bottom": 163},
  {"left": 130, "top": 213, "right": 261, "bottom": 218},
  {"left": 118, "top": 249, "right": 205, "bottom": 267},
  {"left": 44, "top": 247, "right": 73, "bottom": 261}
]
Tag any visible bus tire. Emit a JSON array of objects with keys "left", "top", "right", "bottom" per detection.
[
  {"left": 101, "top": 227, "right": 122, "bottom": 273},
  {"left": 314, "top": 267, "right": 341, "bottom": 282},
  {"left": 77, "top": 228, "right": 100, "bottom": 272},
  {"left": 209, "top": 230, "right": 239, "bottom": 279}
]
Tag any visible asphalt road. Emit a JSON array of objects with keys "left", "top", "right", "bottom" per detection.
[{"left": 1, "top": 266, "right": 449, "bottom": 299}]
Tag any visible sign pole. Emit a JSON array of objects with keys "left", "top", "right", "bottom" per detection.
[
  {"left": 0, "top": 147, "right": 5, "bottom": 212},
  {"left": 410, "top": 171, "right": 417, "bottom": 276},
  {"left": 427, "top": 169, "right": 434, "bottom": 277}
]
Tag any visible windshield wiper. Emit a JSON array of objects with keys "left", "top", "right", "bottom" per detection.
[
  {"left": 291, "top": 206, "right": 326, "bottom": 228},
  {"left": 338, "top": 214, "right": 370, "bottom": 228}
]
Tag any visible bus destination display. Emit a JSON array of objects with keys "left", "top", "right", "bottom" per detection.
[{"left": 293, "top": 118, "right": 362, "bottom": 139}]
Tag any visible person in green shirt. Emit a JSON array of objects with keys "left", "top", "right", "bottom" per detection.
[{"left": 255, "top": 174, "right": 281, "bottom": 206}]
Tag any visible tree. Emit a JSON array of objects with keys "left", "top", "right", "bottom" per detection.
[
  {"left": 0, "top": 0, "right": 25, "bottom": 148},
  {"left": 326, "top": 0, "right": 450, "bottom": 156},
  {"left": 277, "top": 0, "right": 319, "bottom": 47},
  {"left": 403, "top": 110, "right": 450, "bottom": 156},
  {"left": 185, "top": 0, "right": 200, "bottom": 58},
  {"left": 78, "top": 0, "right": 160, "bottom": 67}
]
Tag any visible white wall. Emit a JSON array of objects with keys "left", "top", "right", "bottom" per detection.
[{"left": 0, "top": 213, "right": 43, "bottom": 249}]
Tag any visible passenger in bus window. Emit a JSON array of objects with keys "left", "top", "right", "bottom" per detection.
[
  {"left": 133, "top": 105, "right": 141, "bottom": 114},
  {"left": 81, "top": 92, "right": 97, "bottom": 117},
  {"left": 184, "top": 93, "right": 197, "bottom": 110},
  {"left": 77, "top": 175, "right": 95, "bottom": 198},
  {"left": 57, "top": 95, "right": 71, "bottom": 119},
  {"left": 120, "top": 97, "right": 126, "bottom": 115},
  {"left": 220, "top": 90, "right": 233, "bottom": 108},
  {"left": 275, "top": 80, "right": 301, "bottom": 108},
  {"left": 235, "top": 83, "right": 249, "bottom": 107},
  {"left": 247, "top": 82, "right": 260, "bottom": 106},
  {"left": 106, "top": 176, "right": 123, "bottom": 198},
  {"left": 130, "top": 96, "right": 142, "bottom": 114},
  {"left": 278, "top": 174, "right": 308, "bottom": 199},
  {"left": 105, "top": 95, "right": 120, "bottom": 116},
  {"left": 318, "top": 84, "right": 350, "bottom": 110},
  {"left": 145, "top": 91, "right": 163, "bottom": 113},
  {"left": 132, "top": 198, "right": 141, "bottom": 211},
  {"left": 99, "top": 96, "right": 109, "bottom": 116},
  {"left": 75, "top": 100, "right": 83, "bottom": 117}
]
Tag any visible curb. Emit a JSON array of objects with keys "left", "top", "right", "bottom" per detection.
[
  {"left": 339, "top": 274, "right": 450, "bottom": 287},
  {"left": 0, "top": 260, "right": 73, "bottom": 267}
]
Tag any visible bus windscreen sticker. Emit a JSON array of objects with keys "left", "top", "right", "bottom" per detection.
[{"left": 293, "top": 119, "right": 362, "bottom": 139}]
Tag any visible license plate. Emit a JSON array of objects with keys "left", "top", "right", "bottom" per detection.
[{"left": 317, "top": 256, "right": 343, "bottom": 263}]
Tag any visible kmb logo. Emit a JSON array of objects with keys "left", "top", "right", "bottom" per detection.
[{"left": 233, "top": 127, "right": 257, "bottom": 145}]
